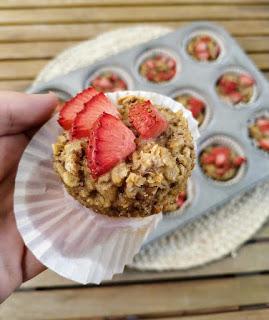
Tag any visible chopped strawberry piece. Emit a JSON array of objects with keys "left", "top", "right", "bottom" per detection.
[
  {"left": 211, "top": 146, "right": 230, "bottom": 157},
  {"left": 259, "top": 138, "right": 269, "bottom": 151},
  {"left": 229, "top": 92, "right": 243, "bottom": 104},
  {"left": 257, "top": 118, "right": 269, "bottom": 133},
  {"left": 87, "top": 113, "right": 136, "bottom": 178},
  {"left": 239, "top": 74, "right": 255, "bottom": 87},
  {"left": 219, "top": 78, "right": 238, "bottom": 94},
  {"left": 58, "top": 87, "right": 98, "bottom": 130},
  {"left": 200, "top": 35, "right": 211, "bottom": 42},
  {"left": 216, "top": 167, "right": 228, "bottom": 176},
  {"left": 197, "top": 51, "right": 210, "bottom": 60},
  {"left": 215, "top": 153, "right": 228, "bottom": 167},
  {"left": 201, "top": 154, "right": 215, "bottom": 165},
  {"left": 129, "top": 100, "right": 168, "bottom": 139},
  {"left": 72, "top": 93, "right": 119, "bottom": 139},
  {"left": 176, "top": 191, "right": 187, "bottom": 207},
  {"left": 188, "top": 97, "right": 205, "bottom": 118},
  {"left": 233, "top": 156, "right": 246, "bottom": 166},
  {"left": 195, "top": 40, "right": 208, "bottom": 52}
]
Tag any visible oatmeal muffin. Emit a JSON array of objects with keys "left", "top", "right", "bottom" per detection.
[
  {"left": 174, "top": 93, "right": 206, "bottom": 127},
  {"left": 199, "top": 144, "right": 246, "bottom": 181},
  {"left": 216, "top": 72, "right": 255, "bottom": 105},
  {"left": 90, "top": 70, "right": 128, "bottom": 92},
  {"left": 139, "top": 52, "right": 177, "bottom": 83},
  {"left": 187, "top": 34, "right": 221, "bottom": 61},
  {"left": 53, "top": 87, "right": 195, "bottom": 217},
  {"left": 249, "top": 116, "right": 269, "bottom": 152}
]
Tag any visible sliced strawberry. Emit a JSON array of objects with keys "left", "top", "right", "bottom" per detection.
[
  {"left": 72, "top": 92, "right": 119, "bottom": 139},
  {"left": 211, "top": 146, "right": 230, "bottom": 157},
  {"left": 215, "top": 152, "right": 228, "bottom": 167},
  {"left": 129, "top": 100, "right": 168, "bottom": 139},
  {"left": 195, "top": 40, "right": 208, "bottom": 52},
  {"left": 239, "top": 74, "right": 255, "bottom": 87},
  {"left": 58, "top": 87, "right": 98, "bottom": 130},
  {"left": 87, "top": 113, "right": 136, "bottom": 178},
  {"left": 259, "top": 138, "right": 269, "bottom": 151},
  {"left": 188, "top": 97, "right": 205, "bottom": 118},
  {"left": 216, "top": 167, "right": 228, "bottom": 176},
  {"left": 233, "top": 156, "right": 246, "bottom": 166}
]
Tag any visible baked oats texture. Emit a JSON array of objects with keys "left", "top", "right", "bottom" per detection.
[{"left": 53, "top": 95, "right": 195, "bottom": 217}]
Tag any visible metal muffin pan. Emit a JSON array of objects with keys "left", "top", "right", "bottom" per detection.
[{"left": 27, "top": 22, "right": 269, "bottom": 245}]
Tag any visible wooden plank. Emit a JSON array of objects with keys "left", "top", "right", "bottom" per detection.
[
  {"left": 2, "top": 0, "right": 269, "bottom": 7},
  {"left": 0, "top": 80, "right": 30, "bottom": 91},
  {"left": 0, "top": 60, "right": 46, "bottom": 79},
  {"left": 0, "top": 37, "right": 268, "bottom": 60},
  {"left": 3, "top": 275, "right": 269, "bottom": 319},
  {"left": 0, "top": 41, "right": 76, "bottom": 60},
  {"left": 0, "top": 7, "right": 269, "bottom": 25},
  {"left": 22, "top": 242, "right": 269, "bottom": 288},
  {"left": 1, "top": 21, "right": 269, "bottom": 43},
  {"left": 156, "top": 309, "right": 269, "bottom": 320},
  {"left": 249, "top": 53, "right": 269, "bottom": 69}
]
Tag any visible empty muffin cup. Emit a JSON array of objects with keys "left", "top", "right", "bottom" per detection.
[
  {"left": 88, "top": 66, "right": 132, "bottom": 92},
  {"left": 137, "top": 48, "right": 179, "bottom": 84},
  {"left": 216, "top": 69, "right": 257, "bottom": 106},
  {"left": 249, "top": 111, "right": 269, "bottom": 153},
  {"left": 199, "top": 135, "right": 247, "bottom": 185}
]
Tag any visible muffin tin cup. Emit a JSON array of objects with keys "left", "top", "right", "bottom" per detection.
[
  {"left": 87, "top": 65, "right": 134, "bottom": 92},
  {"left": 199, "top": 135, "right": 247, "bottom": 187},
  {"left": 248, "top": 109, "right": 269, "bottom": 157},
  {"left": 183, "top": 29, "right": 225, "bottom": 64},
  {"left": 135, "top": 47, "right": 181, "bottom": 85},
  {"left": 14, "top": 90, "right": 199, "bottom": 284},
  {"left": 170, "top": 88, "right": 212, "bottom": 130},
  {"left": 215, "top": 66, "right": 259, "bottom": 108}
]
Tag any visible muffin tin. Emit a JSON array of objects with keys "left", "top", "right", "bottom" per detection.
[{"left": 27, "top": 22, "right": 269, "bottom": 244}]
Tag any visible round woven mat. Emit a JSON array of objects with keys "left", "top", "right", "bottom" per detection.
[{"left": 34, "top": 25, "right": 269, "bottom": 271}]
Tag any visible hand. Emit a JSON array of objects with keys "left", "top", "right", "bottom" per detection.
[{"left": 0, "top": 91, "right": 58, "bottom": 303}]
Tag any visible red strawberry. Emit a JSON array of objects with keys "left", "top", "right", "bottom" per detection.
[
  {"left": 58, "top": 87, "right": 98, "bottom": 130},
  {"left": 216, "top": 167, "right": 228, "bottom": 176},
  {"left": 239, "top": 74, "right": 255, "bottom": 87},
  {"left": 211, "top": 146, "right": 230, "bottom": 157},
  {"left": 233, "top": 156, "right": 246, "bottom": 166},
  {"left": 188, "top": 97, "right": 205, "bottom": 118},
  {"left": 259, "top": 138, "right": 269, "bottom": 151},
  {"left": 195, "top": 40, "right": 208, "bottom": 52},
  {"left": 229, "top": 92, "right": 243, "bottom": 104},
  {"left": 219, "top": 78, "right": 237, "bottom": 94},
  {"left": 72, "top": 93, "right": 119, "bottom": 139},
  {"left": 129, "top": 100, "right": 168, "bottom": 139},
  {"left": 257, "top": 118, "right": 269, "bottom": 133},
  {"left": 176, "top": 191, "right": 187, "bottom": 207},
  {"left": 87, "top": 113, "right": 136, "bottom": 178},
  {"left": 215, "top": 153, "right": 228, "bottom": 167},
  {"left": 201, "top": 153, "right": 215, "bottom": 165}
]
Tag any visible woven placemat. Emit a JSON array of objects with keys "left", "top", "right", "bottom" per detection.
[{"left": 34, "top": 25, "right": 269, "bottom": 271}]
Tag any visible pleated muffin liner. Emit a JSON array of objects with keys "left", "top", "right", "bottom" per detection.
[{"left": 14, "top": 90, "right": 199, "bottom": 284}]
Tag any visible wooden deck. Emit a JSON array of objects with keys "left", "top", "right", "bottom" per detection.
[{"left": 1, "top": 1, "right": 269, "bottom": 319}]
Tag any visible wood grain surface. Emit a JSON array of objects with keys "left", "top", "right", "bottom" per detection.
[{"left": 1, "top": 1, "right": 269, "bottom": 319}]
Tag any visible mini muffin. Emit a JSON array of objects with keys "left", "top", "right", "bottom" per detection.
[
  {"left": 90, "top": 70, "right": 128, "bottom": 92},
  {"left": 249, "top": 116, "right": 269, "bottom": 152},
  {"left": 53, "top": 87, "right": 195, "bottom": 217},
  {"left": 216, "top": 72, "right": 255, "bottom": 105},
  {"left": 187, "top": 34, "right": 221, "bottom": 61},
  {"left": 199, "top": 144, "right": 246, "bottom": 181},
  {"left": 139, "top": 52, "right": 177, "bottom": 83},
  {"left": 174, "top": 93, "right": 206, "bottom": 127}
]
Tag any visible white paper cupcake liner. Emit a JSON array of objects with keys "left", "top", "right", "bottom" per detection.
[{"left": 14, "top": 90, "right": 199, "bottom": 284}]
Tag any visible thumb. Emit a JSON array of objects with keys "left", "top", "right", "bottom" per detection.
[{"left": 0, "top": 91, "right": 58, "bottom": 136}]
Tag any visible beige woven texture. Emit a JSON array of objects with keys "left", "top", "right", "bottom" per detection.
[{"left": 35, "top": 25, "right": 269, "bottom": 271}]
